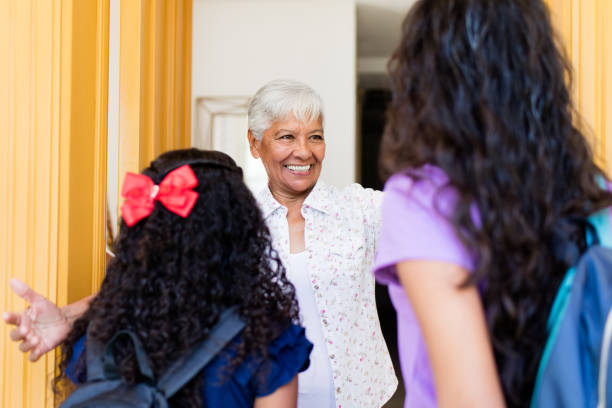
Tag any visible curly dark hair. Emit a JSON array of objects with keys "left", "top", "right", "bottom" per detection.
[
  {"left": 381, "top": 0, "right": 612, "bottom": 405},
  {"left": 54, "top": 148, "right": 299, "bottom": 406}
]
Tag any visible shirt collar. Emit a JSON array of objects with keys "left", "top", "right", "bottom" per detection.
[
  {"left": 257, "top": 185, "right": 284, "bottom": 219},
  {"left": 257, "top": 181, "right": 332, "bottom": 219},
  {"left": 303, "top": 180, "right": 332, "bottom": 215}
]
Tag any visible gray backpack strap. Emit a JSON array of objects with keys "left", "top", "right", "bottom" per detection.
[
  {"left": 157, "top": 307, "right": 245, "bottom": 398},
  {"left": 85, "top": 332, "right": 105, "bottom": 381},
  {"left": 85, "top": 330, "right": 155, "bottom": 382}
]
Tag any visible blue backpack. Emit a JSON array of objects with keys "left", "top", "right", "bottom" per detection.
[{"left": 531, "top": 207, "right": 612, "bottom": 407}]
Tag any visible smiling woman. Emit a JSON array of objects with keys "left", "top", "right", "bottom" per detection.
[{"left": 246, "top": 79, "right": 398, "bottom": 407}]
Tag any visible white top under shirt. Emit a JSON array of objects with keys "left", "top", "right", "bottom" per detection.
[{"left": 286, "top": 251, "right": 336, "bottom": 408}]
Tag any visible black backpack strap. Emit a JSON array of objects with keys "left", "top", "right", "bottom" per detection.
[
  {"left": 157, "top": 307, "right": 245, "bottom": 398},
  {"left": 85, "top": 330, "right": 155, "bottom": 382}
]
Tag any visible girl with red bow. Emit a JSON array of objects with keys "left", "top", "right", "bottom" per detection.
[{"left": 12, "top": 149, "right": 312, "bottom": 407}]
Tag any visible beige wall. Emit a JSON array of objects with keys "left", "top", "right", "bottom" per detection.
[{"left": 192, "top": 0, "right": 358, "bottom": 188}]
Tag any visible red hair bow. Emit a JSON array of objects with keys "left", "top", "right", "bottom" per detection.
[{"left": 120, "top": 164, "right": 199, "bottom": 227}]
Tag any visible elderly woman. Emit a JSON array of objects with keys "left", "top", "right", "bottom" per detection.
[
  {"left": 247, "top": 80, "right": 397, "bottom": 407},
  {"left": 4, "top": 80, "right": 397, "bottom": 408}
]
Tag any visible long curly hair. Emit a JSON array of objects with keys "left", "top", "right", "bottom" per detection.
[
  {"left": 55, "top": 148, "right": 299, "bottom": 406},
  {"left": 381, "top": 0, "right": 612, "bottom": 405}
]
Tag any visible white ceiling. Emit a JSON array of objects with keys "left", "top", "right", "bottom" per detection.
[{"left": 356, "top": 0, "right": 417, "bottom": 58}]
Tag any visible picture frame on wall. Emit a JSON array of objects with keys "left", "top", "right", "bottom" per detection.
[{"left": 194, "top": 96, "right": 268, "bottom": 193}]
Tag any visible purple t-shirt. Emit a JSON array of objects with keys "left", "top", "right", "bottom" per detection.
[{"left": 373, "top": 165, "right": 476, "bottom": 408}]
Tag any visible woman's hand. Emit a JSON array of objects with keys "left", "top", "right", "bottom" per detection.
[{"left": 3, "top": 278, "right": 71, "bottom": 361}]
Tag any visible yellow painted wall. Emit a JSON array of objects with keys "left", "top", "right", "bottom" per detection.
[
  {"left": 1, "top": 0, "right": 109, "bottom": 406},
  {"left": 1, "top": 0, "right": 191, "bottom": 406},
  {"left": 546, "top": 0, "right": 612, "bottom": 174}
]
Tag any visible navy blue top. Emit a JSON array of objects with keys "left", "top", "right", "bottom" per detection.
[{"left": 67, "top": 324, "right": 312, "bottom": 407}]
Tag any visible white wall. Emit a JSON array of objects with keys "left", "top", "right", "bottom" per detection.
[
  {"left": 192, "top": 0, "right": 357, "bottom": 188},
  {"left": 107, "top": 0, "right": 120, "bottom": 241}
]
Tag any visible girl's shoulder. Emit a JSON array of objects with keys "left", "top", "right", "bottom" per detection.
[
  {"left": 383, "top": 164, "right": 461, "bottom": 220},
  {"left": 204, "top": 322, "right": 312, "bottom": 404},
  {"left": 374, "top": 165, "right": 476, "bottom": 283},
  {"left": 385, "top": 165, "right": 451, "bottom": 201},
  {"left": 260, "top": 323, "right": 312, "bottom": 382}
]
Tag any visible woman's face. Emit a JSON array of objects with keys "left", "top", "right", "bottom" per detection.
[{"left": 249, "top": 113, "right": 325, "bottom": 199}]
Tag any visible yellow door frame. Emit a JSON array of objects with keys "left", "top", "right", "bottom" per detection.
[
  {"left": 118, "top": 0, "right": 192, "bottom": 185},
  {"left": 1, "top": 0, "right": 192, "bottom": 406},
  {"left": 1, "top": 0, "right": 109, "bottom": 406},
  {"left": 546, "top": 0, "right": 612, "bottom": 173}
]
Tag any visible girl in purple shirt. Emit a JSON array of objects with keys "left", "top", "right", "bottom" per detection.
[{"left": 373, "top": 1, "right": 612, "bottom": 407}]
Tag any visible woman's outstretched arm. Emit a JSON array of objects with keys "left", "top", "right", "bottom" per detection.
[{"left": 3, "top": 278, "right": 94, "bottom": 361}]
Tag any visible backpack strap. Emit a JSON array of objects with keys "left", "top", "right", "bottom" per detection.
[
  {"left": 85, "top": 332, "right": 105, "bottom": 381},
  {"left": 588, "top": 207, "right": 612, "bottom": 248},
  {"left": 85, "top": 330, "right": 155, "bottom": 382},
  {"left": 157, "top": 307, "right": 245, "bottom": 398},
  {"left": 589, "top": 176, "right": 612, "bottom": 247},
  {"left": 84, "top": 307, "right": 244, "bottom": 396}
]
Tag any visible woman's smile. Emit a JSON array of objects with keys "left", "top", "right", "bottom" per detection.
[{"left": 285, "top": 164, "right": 312, "bottom": 174}]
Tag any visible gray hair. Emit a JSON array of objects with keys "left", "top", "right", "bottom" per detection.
[{"left": 248, "top": 79, "right": 325, "bottom": 140}]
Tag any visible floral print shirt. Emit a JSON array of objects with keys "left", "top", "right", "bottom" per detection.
[{"left": 257, "top": 181, "right": 398, "bottom": 408}]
